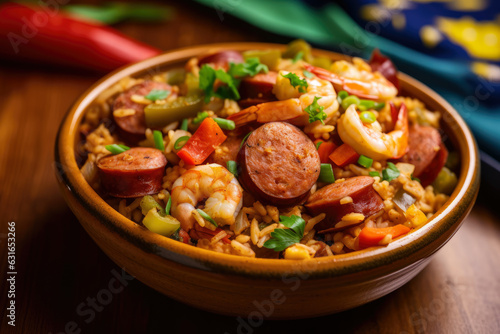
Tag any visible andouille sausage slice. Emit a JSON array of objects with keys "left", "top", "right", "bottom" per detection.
[
  {"left": 398, "top": 125, "right": 442, "bottom": 177},
  {"left": 205, "top": 134, "right": 243, "bottom": 166},
  {"left": 198, "top": 50, "right": 244, "bottom": 70},
  {"left": 419, "top": 143, "right": 448, "bottom": 187},
  {"left": 306, "top": 176, "right": 384, "bottom": 230},
  {"left": 97, "top": 147, "right": 167, "bottom": 198},
  {"left": 113, "top": 80, "right": 174, "bottom": 142},
  {"left": 237, "top": 122, "right": 320, "bottom": 206},
  {"left": 239, "top": 71, "right": 278, "bottom": 101}
]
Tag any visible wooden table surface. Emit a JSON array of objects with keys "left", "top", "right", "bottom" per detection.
[{"left": 1, "top": 1, "right": 499, "bottom": 333}]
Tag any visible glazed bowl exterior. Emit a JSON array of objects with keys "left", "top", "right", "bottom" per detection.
[{"left": 55, "top": 43, "right": 479, "bottom": 319}]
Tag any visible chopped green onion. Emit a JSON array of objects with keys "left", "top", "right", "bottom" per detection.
[
  {"left": 369, "top": 171, "right": 381, "bottom": 178},
  {"left": 227, "top": 160, "right": 238, "bottom": 177},
  {"left": 319, "top": 163, "right": 335, "bottom": 183},
  {"left": 338, "top": 91, "right": 349, "bottom": 100},
  {"left": 180, "top": 118, "right": 189, "bottom": 131},
  {"left": 145, "top": 89, "right": 170, "bottom": 101},
  {"left": 303, "top": 69, "right": 313, "bottom": 78},
  {"left": 341, "top": 95, "right": 360, "bottom": 110},
  {"left": 292, "top": 51, "right": 303, "bottom": 63},
  {"left": 214, "top": 118, "right": 236, "bottom": 130},
  {"left": 358, "top": 155, "right": 373, "bottom": 168},
  {"left": 196, "top": 209, "right": 218, "bottom": 227},
  {"left": 373, "top": 102, "right": 385, "bottom": 111},
  {"left": 359, "top": 100, "right": 375, "bottom": 109},
  {"left": 315, "top": 141, "right": 323, "bottom": 150},
  {"left": 193, "top": 111, "right": 208, "bottom": 124},
  {"left": 359, "top": 111, "right": 377, "bottom": 124},
  {"left": 153, "top": 130, "right": 165, "bottom": 151},
  {"left": 105, "top": 144, "right": 130, "bottom": 155},
  {"left": 382, "top": 162, "right": 400, "bottom": 182},
  {"left": 165, "top": 196, "right": 172, "bottom": 216},
  {"left": 174, "top": 136, "right": 190, "bottom": 150},
  {"left": 240, "top": 131, "right": 252, "bottom": 150}
]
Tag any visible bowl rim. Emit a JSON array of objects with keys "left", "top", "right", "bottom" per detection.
[{"left": 55, "top": 42, "right": 480, "bottom": 279}]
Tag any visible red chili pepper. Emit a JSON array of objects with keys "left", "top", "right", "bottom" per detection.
[{"left": 0, "top": 3, "right": 161, "bottom": 73}]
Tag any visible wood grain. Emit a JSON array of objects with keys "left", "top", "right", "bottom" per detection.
[{"left": 1, "top": 1, "right": 499, "bottom": 333}]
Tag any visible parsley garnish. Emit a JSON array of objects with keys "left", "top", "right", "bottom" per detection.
[
  {"left": 145, "top": 89, "right": 170, "bottom": 101},
  {"left": 281, "top": 73, "right": 308, "bottom": 93},
  {"left": 305, "top": 96, "right": 327, "bottom": 124},
  {"left": 228, "top": 57, "right": 268, "bottom": 78},
  {"left": 263, "top": 215, "right": 305, "bottom": 252},
  {"left": 199, "top": 58, "right": 268, "bottom": 103},
  {"left": 303, "top": 69, "right": 314, "bottom": 78},
  {"left": 382, "top": 162, "right": 400, "bottom": 182}
]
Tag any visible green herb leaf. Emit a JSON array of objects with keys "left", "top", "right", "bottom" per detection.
[
  {"left": 382, "top": 162, "right": 400, "bottom": 182},
  {"left": 411, "top": 175, "right": 421, "bottom": 182},
  {"left": 105, "top": 144, "right": 130, "bottom": 155},
  {"left": 292, "top": 51, "right": 303, "bottom": 63},
  {"left": 145, "top": 89, "right": 170, "bottom": 101},
  {"left": 199, "top": 65, "right": 217, "bottom": 103},
  {"left": 263, "top": 215, "right": 305, "bottom": 252},
  {"left": 305, "top": 96, "right": 327, "bottom": 124},
  {"left": 263, "top": 229, "right": 300, "bottom": 252},
  {"left": 214, "top": 69, "right": 240, "bottom": 100},
  {"left": 196, "top": 209, "right": 218, "bottom": 227},
  {"left": 281, "top": 73, "right": 308, "bottom": 93},
  {"left": 315, "top": 141, "right": 323, "bottom": 150},
  {"left": 228, "top": 57, "right": 268, "bottom": 78}
]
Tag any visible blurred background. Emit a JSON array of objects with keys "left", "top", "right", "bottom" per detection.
[{"left": 0, "top": 1, "right": 499, "bottom": 333}]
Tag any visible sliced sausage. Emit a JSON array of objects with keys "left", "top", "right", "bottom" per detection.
[
  {"left": 306, "top": 176, "right": 384, "bottom": 230},
  {"left": 419, "top": 143, "right": 449, "bottom": 187},
  {"left": 237, "top": 122, "right": 320, "bottom": 206},
  {"left": 97, "top": 147, "right": 167, "bottom": 198},
  {"left": 239, "top": 71, "right": 277, "bottom": 101},
  {"left": 205, "top": 134, "right": 242, "bottom": 166},
  {"left": 113, "top": 80, "right": 174, "bottom": 142},
  {"left": 198, "top": 50, "right": 244, "bottom": 70},
  {"left": 398, "top": 125, "right": 442, "bottom": 177}
]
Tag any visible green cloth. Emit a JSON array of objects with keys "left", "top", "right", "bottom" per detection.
[{"left": 196, "top": 0, "right": 500, "bottom": 159}]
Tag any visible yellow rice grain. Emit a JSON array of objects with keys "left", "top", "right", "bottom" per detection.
[
  {"left": 192, "top": 210, "right": 206, "bottom": 228},
  {"left": 266, "top": 205, "right": 280, "bottom": 223},
  {"left": 259, "top": 223, "right": 278, "bottom": 238},
  {"left": 340, "top": 196, "right": 353, "bottom": 204},
  {"left": 378, "top": 234, "right": 393, "bottom": 245},
  {"left": 235, "top": 234, "right": 251, "bottom": 244},
  {"left": 230, "top": 240, "right": 256, "bottom": 257},
  {"left": 304, "top": 213, "right": 326, "bottom": 234},
  {"left": 253, "top": 201, "right": 267, "bottom": 217},
  {"left": 250, "top": 218, "right": 260, "bottom": 245},
  {"left": 257, "top": 235, "right": 270, "bottom": 248},
  {"left": 331, "top": 241, "right": 345, "bottom": 254}
]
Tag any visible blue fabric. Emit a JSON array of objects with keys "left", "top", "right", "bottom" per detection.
[{"left": 195, "top": 0, "right": 500, "bottom": 161}]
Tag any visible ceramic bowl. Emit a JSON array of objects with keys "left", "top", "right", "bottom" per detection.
[{"left": 55, "top": 43, "right": 479, "bottom": 319}]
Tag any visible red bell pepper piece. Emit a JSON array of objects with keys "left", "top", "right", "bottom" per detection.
[
  {"left": 329, "top": 143, "right": 360, "bottom": 167},
  {"left": 177, "top": 118, "right": 227, "bottom": 165},
  {"left": 178, "top": 229, "right": 190, "bottom": 244},
  {"left": 0, "top": 3, "right": 161, "bottom": 73},
  {"left": 369, "top": 49, "right": 399, "bottom": 92},
  {"left": 419, "top": 143, "right": 449, "bottom": 187},
  {"left": 314, "top": 140, "right": 337, "bottom": 164},
  {"left": 358, "top": 224, "right": 410, "bottom": 249}
]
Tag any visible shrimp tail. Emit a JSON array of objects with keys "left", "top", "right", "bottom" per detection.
[
  {"left": 304, "top": 64, "right": 380, "bottom": 100},
  {"left": 226, "top": 106, "right": 258, "bottom": 127}
]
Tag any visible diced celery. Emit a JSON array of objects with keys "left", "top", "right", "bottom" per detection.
[{"left": 140, "top": 196, "right": 165, "bottom": 216}]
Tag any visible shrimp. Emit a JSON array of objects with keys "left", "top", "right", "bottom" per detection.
[
  {"left": 227, "top": 70, "right": 338, "bottom": 127},
  {"left": 304, "top": 60, "right": 398, "bottom": 100},
  {"left": 170, "top": 163, "right": 243, "bottom": 231},
  {"left": 337, "top": 103, "right": 408, "bottom": 160}
]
